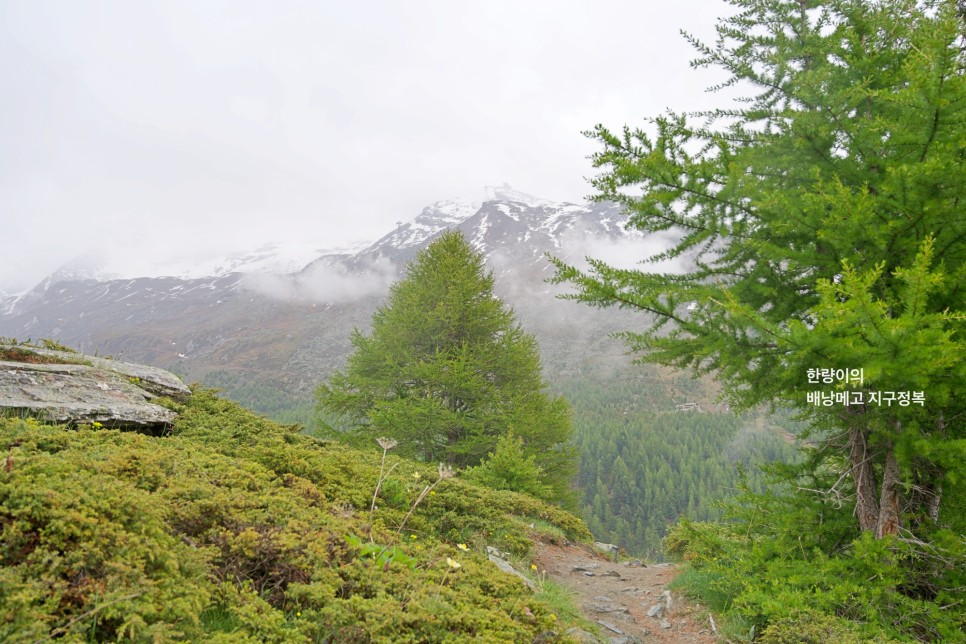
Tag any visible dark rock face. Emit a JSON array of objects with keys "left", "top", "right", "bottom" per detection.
[{"left": 0, "top": 344, "right": 190, "bottom": 431}]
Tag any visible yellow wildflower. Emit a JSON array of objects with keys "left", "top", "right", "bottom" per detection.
[
  {"left": 446, "top": 557, "right": 461, "bottom": 569},
  {"left": 457, "top": 543, "right": 468, "bottom": 551}
]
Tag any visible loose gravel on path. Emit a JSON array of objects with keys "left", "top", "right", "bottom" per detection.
[{"left": 533, "top": 541, "right": 719, "bottom": 643}]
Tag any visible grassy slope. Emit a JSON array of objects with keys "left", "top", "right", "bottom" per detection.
[{"left": 0, "top": 389, "right": 591, "bottom": 642}]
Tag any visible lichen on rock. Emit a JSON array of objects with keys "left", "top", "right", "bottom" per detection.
[{"left": 0, "top": 342, "right": 189, "bottom": 431}]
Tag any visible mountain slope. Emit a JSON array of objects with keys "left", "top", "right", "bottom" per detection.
[
  {"left": 0, "top": 190, "right": 647, "bottom": 392},
  {"left": 1, "top": 374, "right": 591, "bottom": 641}
]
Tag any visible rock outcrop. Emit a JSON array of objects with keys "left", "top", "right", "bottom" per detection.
[{"left": 0, "top": 343, "right": 190, "bottom": 432}]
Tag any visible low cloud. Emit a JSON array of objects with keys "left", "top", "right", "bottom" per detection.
[
  {"left": 557, "top": 226, "right": 691, "bottom": 275},
  {"left": 242, "top": 256, "right": 398, "bottom": 304}
]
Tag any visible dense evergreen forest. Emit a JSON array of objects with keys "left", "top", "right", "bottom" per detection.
[
  {"left": 202, "top": 370, "right": 316, "bottom": 426},
  {"left": 560, "top": 376, "right": 798, "bottom": 558}
]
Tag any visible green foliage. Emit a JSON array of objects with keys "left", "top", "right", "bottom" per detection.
[
  {"left": 318, "top": 230, "right": 576, "bottom": 503},
  {"left": 464, "top": 431, "right": 554, "bottom": 501},
  {"left": 525, "top": 518, "right": 570, "bottom": 546},
  {"left": 0, "top": 389, "right": 590, "bottom": 641},
  {"left": 0, "top": 427, "right": 216, "bottom": 640},
  {"left": 667, "top": 563, "right": 736, "bottom": 614},
  {"left": 553, "top": 0, "right": 965, "bottom": 540},
  {"left": 0, "top": 337, "right": 90, "bottom": 365},
  {"left": 201, "top": 344, "right": 797, "bottom": 557},
  {"left": 202, "top": 369, "right": 316, "bottom": 427},
  {"left": 0, "top": 336, "right": 76, "bottom": 353},
  {"left": 39, "top": 338, "right": 76, "bottom": 352},
  {"left": 554, "top": 4, "right": 966, "bottom": 636},
  {"left": 532, "top": 578, "right": 585, "bottom": 629},
  {"left": 561, "top": 375, "right": 799, "bottom": 558},
  {"left": 344, "top": 534, "right": 418, "bottom": 570},
  {"left": 664, "top": 470, "right": 966, "bottom": 642},
  {"left": 758, "top": 610, "right": 899, "bottom": 644}
]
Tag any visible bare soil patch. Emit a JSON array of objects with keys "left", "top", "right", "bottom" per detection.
[{"left": 533, "top": 540, "right": 718, "bottom": 643}]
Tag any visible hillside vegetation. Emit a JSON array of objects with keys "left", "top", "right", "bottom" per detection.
[
  {"left": 562, "top": 376, "right": 799, "bottom": 559},
  {"left": 0, "top": 389, "right": 590, "bottom": 642},
  {"left": 206, "top": 360, "right": 802, "bottom": 560},
  {"left": 551, "top": 0, "right": 966, "bottom": 638},
  {"left": 317, "top": 232, "right": 576, "bottom": 504}
]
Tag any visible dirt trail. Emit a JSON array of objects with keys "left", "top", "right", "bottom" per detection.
[{"left": 533, "top": 541, "right": 718, "bottom": 643}]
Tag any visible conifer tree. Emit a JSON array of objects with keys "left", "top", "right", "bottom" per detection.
[
  {"left": 463, "top": 431, "right": 553, "bottom": 501},
  {"left": 318, "top": 231, "right": 575, "bottom": 501},
  {"left": 554, "top": 0, "right": 965, "bottom": 539}
]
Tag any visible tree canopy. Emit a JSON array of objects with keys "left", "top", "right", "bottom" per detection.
[
  {"left": 318, "top": 231, "right": 574, "bottom": 502},
  {"left": 554, "top": 0, "right": 965, "bottom": 540}
]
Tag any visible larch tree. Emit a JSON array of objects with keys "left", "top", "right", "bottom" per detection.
[
  {"left": 318, "top": 231, "right": 575, "bottom": 502},
  {"left": 553, "top": 0, "right": 965, "bottom": 539}
]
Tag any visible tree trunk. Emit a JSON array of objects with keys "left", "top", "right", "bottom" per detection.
[
  {"left": 923, "top": 412, "right": 946, "bottom": 523},
  {"left": 907, "top": 458, "right": 943, "bottom": 526},
  {"left": 848, "top": 425, "right": 880, "bottom": 533},
  {"left": 876, "top": 443, "right": 901, "bottom": 538},
  {"left": 926, "top": 483, "right": 942, "bottom": 522}
]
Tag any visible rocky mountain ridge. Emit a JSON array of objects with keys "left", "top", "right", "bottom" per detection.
[{"left": 0, "top": 188, "right": 649, "bottom": 396}]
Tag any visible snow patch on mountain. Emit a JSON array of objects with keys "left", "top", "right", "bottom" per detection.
[
  {"left": 45, "top": 240, "right": 371, "bottom": 286},
  {"left": 470, "top": 213, "right": 492, "bottom": 251},
  {"left": 362, "top": 198, "right": 480, "bottom": 252},
  {"left": 0, "top": 294, "right": 20, "bottom": 317},
  {"left": 483, "top": 184, "right": 557, "bottom": 207}
]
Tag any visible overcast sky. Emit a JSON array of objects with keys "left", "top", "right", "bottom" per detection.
[{"left": 1, "top": 0, "right": 732, "bottom": 293}]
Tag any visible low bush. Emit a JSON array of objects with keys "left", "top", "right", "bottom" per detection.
[
  {"left": 0, "top": 389, "right": 590, "bottom": 641},
  {"left": 663, "top": 473, "right": 966, "bottom": 642}
]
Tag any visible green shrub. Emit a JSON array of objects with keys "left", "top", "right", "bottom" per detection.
[
  {"left": 0, "top": 428, "right": 213, "bottom": 640},
  {"left": 0, "top": 390, "right": 590, "bottom": 641},
  {"left": 663, "top": 479, "right": 966, "bottom": 642},
  {"left": 464, "top": 431, "right": 554, "bottom": 501},
  {"left": 759, "top": 610, "right": 900, "bottom": 644}
]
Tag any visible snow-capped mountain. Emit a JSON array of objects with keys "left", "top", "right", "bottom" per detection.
[
  {"left": 42, "top": 240, "right": 371, "bottom": 286},
  {"left": 362, "top": 199, "right": 481, "bottom": 253},
  {"left": 0, "top": 188, "right": 648, "bottom": 391},
  {"left": 482, "top": 183, "right": 558, "bottom": 208}
]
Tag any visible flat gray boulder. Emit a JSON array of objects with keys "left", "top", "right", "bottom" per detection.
[
  {"left": 0, "top": 343, "right": 190, "bottom": 431},
  {"left": 594, "top": 541, "right": 620, "bottom": 555}
]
